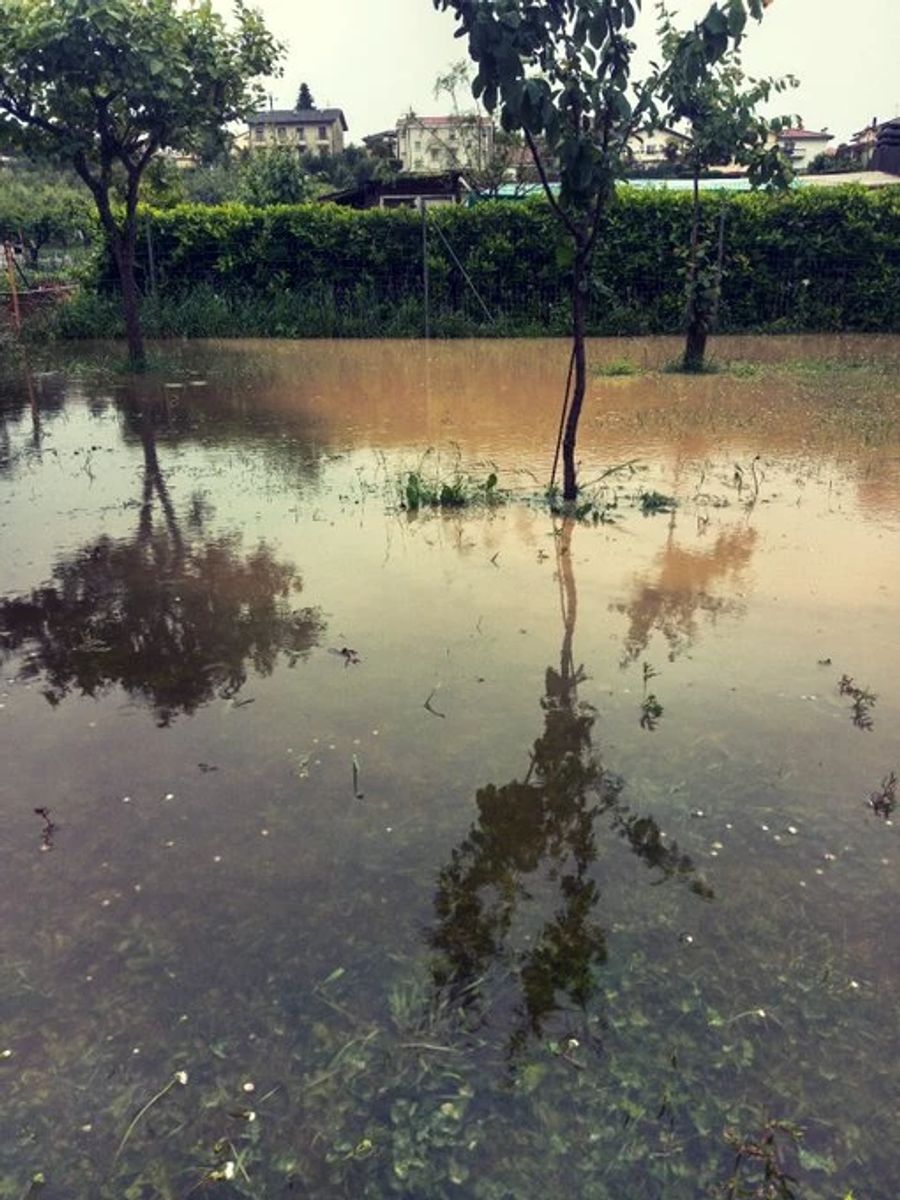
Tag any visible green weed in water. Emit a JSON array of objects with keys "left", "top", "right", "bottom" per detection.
[
  {"left": 640, "top": 693, "right": 664, "bottom": 730},
  {"left": 402, "top": 468, "right": 501, "bottom": 512},
  {"left": 592, "top": 356, "right": 643, "bottom": 377},
  {"left": 640, "top": 489, "right": 677, "bottom": 515}
]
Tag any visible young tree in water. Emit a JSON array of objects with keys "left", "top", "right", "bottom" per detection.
[
  {"left": 655, "top": 4, "right": 794, "bottom": 371},
  {"left": 431, "top": 0, "right": 776, "bottom": 500},
  {"left": 296, "top": 81, "right": 316, "bottom": 111},
  {"left": 0, "top": 0, "right": 281, "bottom": 368}
]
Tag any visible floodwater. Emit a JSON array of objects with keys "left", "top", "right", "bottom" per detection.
[{"left": 1, "top": 335, "right": 899, "bottom": 1199}]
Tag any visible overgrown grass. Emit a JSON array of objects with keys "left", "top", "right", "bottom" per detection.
[
  {"left": 591, "top": 356, "right": 644, "bottom": 377},
  {"left": 26, "top": 284, "right": 570, "bottom": 342}
]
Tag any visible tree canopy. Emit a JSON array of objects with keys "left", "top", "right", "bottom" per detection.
[
  {"left": 431, "top": 0, "right": 777, "bottom": 499},
  {"left": 296, "top": 81, "right": 315, "bottom": 111},
  {"left": 0, "top": 0, "right": 282, "bottom": 364}
]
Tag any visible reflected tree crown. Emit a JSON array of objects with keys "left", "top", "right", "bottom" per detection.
[
  {"left": 429, "top": 520, "right": 712, "bottom": 1057},
  {"left": 0, "top": 397, "right": 324, "bottom": 724}
]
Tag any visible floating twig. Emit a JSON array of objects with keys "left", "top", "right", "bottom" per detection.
[
  {"left": 424, "top": 689, "right": 446, "bottom": 719},
  {"left": 112, "top": 1071, "right": 188, "bottom": 1165},
  {"left": 868, "top": 771, "right": 896, "bottom": 819},
  {"left": 838, "top": 674, "right": 876, "bottom": 731},
  {"left": 34, "top": 807, "right": 55, "bottom": 852}
]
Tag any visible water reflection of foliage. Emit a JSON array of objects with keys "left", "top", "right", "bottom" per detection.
[
  {"left": 0, "top": 360, "right": 66, "bottom": 472},
  {"left": 0, "top": 399, "right": 324, "bottom": 723},
  {"left": 613, "top": 521, "right": 757, "bottom": 663},
  {"left": 429, "top": 520, "right": 713, "bottom": 1056}
]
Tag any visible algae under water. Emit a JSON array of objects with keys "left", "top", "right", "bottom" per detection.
[{"left": 0, "top": 336, "right": 899, "bottom": 1199}]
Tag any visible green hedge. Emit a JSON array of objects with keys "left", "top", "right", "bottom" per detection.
[{"left": 88, "top": 185, "right": 900, "bottom": 337}]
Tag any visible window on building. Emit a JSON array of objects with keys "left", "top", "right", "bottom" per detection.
[
  {"left": 276, "top": 126, "right": 287, "bottom": 141},
  {"left": 429, "top": 147, "right": 441, "bottom": 162},
  {"left": 317, "top": 125, "right": 327, "bottom": 140},
  {"left": 253, "top": 127, "right": 265, "bottom": 142}
]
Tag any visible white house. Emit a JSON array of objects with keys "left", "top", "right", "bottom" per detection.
[
  {"left": 395, "top": 115, "right": 494, "bottom": 174},
  {"left": 628, "top": 127, "right": 690, "bottom": 167},
  {"left": 777, "top": 127, "right": 832, "bottom": 171}
]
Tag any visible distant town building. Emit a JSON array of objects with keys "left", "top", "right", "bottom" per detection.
[
  {"left": 396, "top": 115, "right": 494, "bottom": 174},
  {"left": 777, "top": 126, "right": 833, "bottom": 171},
  {"left": 244, "top": 108, "right": 348, "bottom": 156},
  {"left": 628, "top": 127, "right": 690, "bottom": 167},
  {"left": 850, "top": 117, "right": 900, "bottom": 172}
]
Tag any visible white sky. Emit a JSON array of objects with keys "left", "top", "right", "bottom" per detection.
[{"left": 227, "top": 0, "right": 900, "bottom": 145}]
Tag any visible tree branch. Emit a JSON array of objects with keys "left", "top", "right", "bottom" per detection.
[{"left": 524, "top": 127, "right": 578, "bottom": 239}]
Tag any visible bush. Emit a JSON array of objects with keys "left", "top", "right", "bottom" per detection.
[{"left": 76, "top": 185, "right": 900, "bottom": 338}]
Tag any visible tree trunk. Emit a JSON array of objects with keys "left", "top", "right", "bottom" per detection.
[
  {"left": 682, "top": 164, "right": 705, "bottom": 373},
  {"left": 562, "top": 248, "right": 588, "bottom": 502},
  {"left": 112, "top": 232, "right": 146, "bottom": 369},
  {"left": 683, "top": 322, "right": 708, "bottom": 373}
]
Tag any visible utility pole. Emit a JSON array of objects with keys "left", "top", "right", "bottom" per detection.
[{"left": 419, "top": 197, "right": 430, "bottom": 339}]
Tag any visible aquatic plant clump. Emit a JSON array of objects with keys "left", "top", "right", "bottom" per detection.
[{"left": 401, "top": 468, "right": 502, "bottom": 512}]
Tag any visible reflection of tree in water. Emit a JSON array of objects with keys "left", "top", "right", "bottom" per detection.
[
  {"left": 0, "top": 396, "right": 324, "bottom": 725},
  {"left": 429, "top": 521, "right": 712, "bottom": 1056},
  {"left": 0, "top": 359, "right": 66, "bottom": 471},
  {"left": 613, "top": 521, "right": 757, "bottom": 663}
]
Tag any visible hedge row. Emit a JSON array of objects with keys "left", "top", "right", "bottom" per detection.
[{"left": 101, "top": 186, "right": 900, "bottom": 336}]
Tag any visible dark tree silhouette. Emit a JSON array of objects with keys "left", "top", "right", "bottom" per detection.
[
  {"left": 429, "top": 520, "right": 712, "bottom": 1056},
  {"left": 296, "top": 82, "right": 315, "bottom": 111},
  {"left": 0, "top": 396, "right": 324, "bottom": 725}
]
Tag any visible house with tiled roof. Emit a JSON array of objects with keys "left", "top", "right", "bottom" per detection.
[
  {"left": 396, "top": 114, "right": 494, "bottom": 174},
  {"left": 777, "top": 126, "right": 832, "bottom": 171},
  {"left": 245, "top": 107, "right": 348, "bottom": 156}
]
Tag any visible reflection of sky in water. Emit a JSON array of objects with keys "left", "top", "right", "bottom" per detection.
[{"left": 0, "top": 339, "right": 899, "bottom": 1198}]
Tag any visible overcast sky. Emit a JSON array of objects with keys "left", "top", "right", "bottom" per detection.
[{"left": 228, "top": 0, "right": 900, "bottom": 145}]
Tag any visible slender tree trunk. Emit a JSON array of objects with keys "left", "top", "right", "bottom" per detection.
[
  {"left": 85, "top": 170, "right": 146, "bottom": 370},
  {"left": 111, "top": 230, "right": 146, "bottom": 369},
  {"left": 562, "top": 246, "right": 589, "bottom": 501},
  {"left": 682, "top": 164, "right": 707, "bottom": 373}
]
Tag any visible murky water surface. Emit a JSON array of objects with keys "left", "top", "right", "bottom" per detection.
[{"left": 1, "top": 336, "right": 899, "bottom": 1199}]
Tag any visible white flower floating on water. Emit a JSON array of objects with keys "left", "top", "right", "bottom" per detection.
[{"left": 175, "top": 1070, "right": 188, "bottom": 1086}]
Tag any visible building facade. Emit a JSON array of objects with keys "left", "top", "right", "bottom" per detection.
[
  {"left": 628, "top": 127, "right": 689, "bottom": 167},
  {"left": 245, "top": 108, "right": 348, "bottom": 156},
  {"left": 777, "top": 128, "right": 832, "bottom": 171},
  {"left": 395, "top": 115, "right": 494, "bottom": 174}
]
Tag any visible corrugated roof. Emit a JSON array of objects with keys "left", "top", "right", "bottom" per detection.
[{"left": 248, "top": 108, "right": 348, "bottom": 131}]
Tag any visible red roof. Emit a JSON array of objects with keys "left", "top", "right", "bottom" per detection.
[{"left": 780, "top": 129, "right": 832, "bottom": 141}]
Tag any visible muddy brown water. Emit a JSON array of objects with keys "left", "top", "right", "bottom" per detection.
[{"left": 1, "top": 336, "right": 899, "bottom": 1198}]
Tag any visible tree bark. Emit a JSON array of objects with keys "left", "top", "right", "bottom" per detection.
[
  {"left": 77, "top": 159, "right": 146, "bottom": 370},
  {"left": 682, "top": 163, "right": 705, "bottom": 373},
  {"left": 562, "top": 246, "right": 588, "bottom": 501},
  {"left": 111, "top": 229, "right": 145, "bottom": 369}
]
